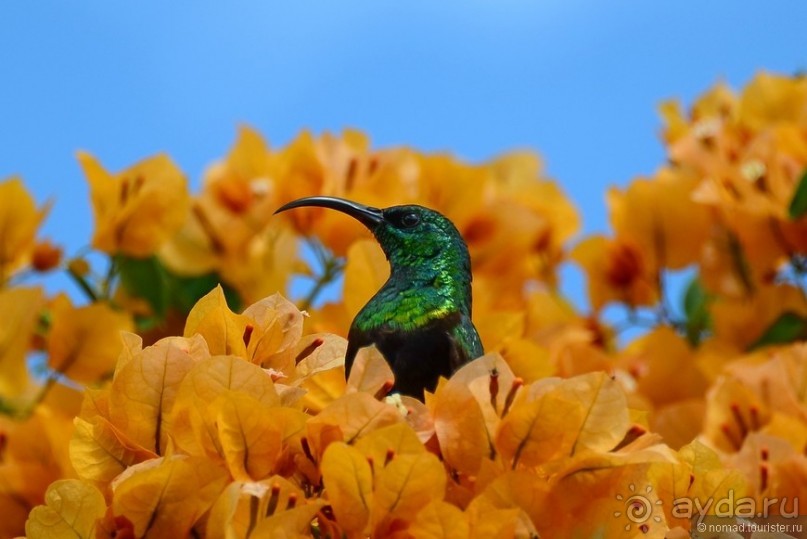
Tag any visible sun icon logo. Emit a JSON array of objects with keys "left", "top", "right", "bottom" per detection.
[{"left": 613, "top": 483, "right": 664, "bottom": 533}]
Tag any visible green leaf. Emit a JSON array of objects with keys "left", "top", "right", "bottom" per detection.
[
  {"left": 116, "top": 255, "right": 171, "bottom": 319},
  {"left": 749, "top": 311, "right": 807, "bottom": 350},
  {"left": 0, "top": 398, "right": 18, "bottom": 417},
  {"left": 114, "top": 256, "right": 244, "bottom": 328},
  {"left": 682, "top": 277, "right": 711, "bottom": 345},
  {"left": 170, "top": 272, "right": 243, "bottom": 314},
  {"left": 221, "top": 282, "right": 243, "bottom": 313},
  {"left": 787, "top": 168, "right": 807, "bottom": 220}
]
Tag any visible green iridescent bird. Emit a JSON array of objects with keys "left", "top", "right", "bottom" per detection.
[{"left": 275, "top": 196, "right": 484, "bottom": 399}]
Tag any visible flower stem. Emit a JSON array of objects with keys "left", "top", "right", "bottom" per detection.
[
  {"left": 300, "top": 256, "right": 345, "bottom": 311},
  {"left": 66, "top": 265, "right": 99, "bottom": 302}
]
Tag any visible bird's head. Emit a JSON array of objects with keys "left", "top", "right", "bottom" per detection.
[{"left": 274, "top": 196, "right": 471, "bottom": 273}]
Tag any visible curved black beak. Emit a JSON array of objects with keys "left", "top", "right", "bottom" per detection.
[{"left": 274, "top": 196, "right": 384, "bottom": 230}]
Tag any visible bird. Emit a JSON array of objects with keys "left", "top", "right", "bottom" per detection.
[{"left": 274, "top": 196, "right": 483, "bottom": 399}]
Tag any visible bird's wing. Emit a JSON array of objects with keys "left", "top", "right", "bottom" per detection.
[
  {"left": 345, "top": 324, "right": 374, "bottom": 376},
  {"left": 447, "top": 314, "right": 484, "bottom": 371}
]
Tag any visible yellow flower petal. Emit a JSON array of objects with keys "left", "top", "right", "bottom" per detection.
[
  {"left": 25, "top": 479, "right": 106, "bottom": 539},
  {"left": 242, "top": 292, "right": 304, "bottom": 370},
  {"left": 111, "top": 455, "right": 228, "bottom": 538},
  {"left": 346, "top": 345, "right": 394, "bottom": 396},
  {"left": 170, "top": 355, "right": 280, "bottom": 457},
  {"left": 343, "top": 239, "right": 389, "bottom": 320},
  {"left": 371, "top": 452, "right": 447, "bottom": 535},
  {"left": 212, "top": 391, "right": 283, "bottom": 481},
  {"left": 0, "top": 176, "right": 48, "bottom": 280},
  {"left": 407, "top": 500, "right": 469, "bottom": 539},
  {"left": 48, "top": 299, "right": 133, "bottom": 384},
  {"left": 70, "top": 416, "right": 157, "bottom": 486},
  {"left": 0, "top": 286, "right": 43, "bottom": 398},
  {"left": 79, "top": 152, "right": 190, "bottom": 257},
  {"left": 353, "top": 423, "right": 425, "bottom": 471},
  {"left": 432, "top": 354, "right": 515, "bottom": 476},
  {"left": 321, "top": 442, "right": 373, "bottom": 535},
  {"left": 183, "top": 284, "right": 250, "bottom": 357},
  {"left": 108, "top": 335, "right": 206, "bottom": 455},
  {"left": 307, "top": 392, "right": 403, "bottom": 458}
]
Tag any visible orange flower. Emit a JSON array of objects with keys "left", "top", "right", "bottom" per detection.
[
  {"left": 79, "top": 152, "right": 190, "bottom": 257},
  {"left": 273, "top": 129, "right": 401, "bottom": 256},
  {"left": 619, "top": 327, "right": 709, "bottom": 409},
  {"left": 698, "top": 220, "right": 783, "bottom": 297},
  {"left": 159, "top": 128, "right": 317, "bottom": 299},
  {"left": 30, "top": 240, "right": 62, "bottom": 272},
  {"left": 458, "top": 153, "right": 579, "bottom": 291},
  {"left": 0, "top": 287, "right": 44, "bottom": 399},
  {"left": 608, "top": 169, "right": 712, "bottom": 271},
  {"left": 0, "top": 177, "right": 49, "bottom": 282},
  {"left": 186, "top": 126, "right": 279, "bottom": 260},
  {"left": 2, "top": 409, "right": 77, "bottom": 537},
  {"left": 710, "top": 283, "right": 807, "bottom": 351},
  {"left": 661, "top": 72, "right": 807, "bottom": 296},
  {"left": 571, "top": 235, "right": 658, "bottom": 311},
  {"left": 738, "top": 72, "right": 807, "bottom": 133},
  {"left": 47, "top": 295, "right": 134, "bottom": 384},
  {"left": 205, "top": 125, "right": 276, "bottom": 213}
]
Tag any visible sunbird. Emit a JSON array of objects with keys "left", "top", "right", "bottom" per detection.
[{"left": 275, "top": 196, "right": 484, "bottom": 398}]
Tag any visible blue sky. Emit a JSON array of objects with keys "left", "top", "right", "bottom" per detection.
[{"left": 2, "top": 1, "right": 805, "bottom": 309}]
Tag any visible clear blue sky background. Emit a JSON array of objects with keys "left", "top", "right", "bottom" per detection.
[{"left": 2, "top": 1, "right": 805, "bottom": 310}]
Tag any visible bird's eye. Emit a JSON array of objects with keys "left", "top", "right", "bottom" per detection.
[{"left": 400, "top": 213, "right": 420, "bottom": 228}]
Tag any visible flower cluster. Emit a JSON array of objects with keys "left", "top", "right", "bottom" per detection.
[
  {"left": 0, "top": 72, "right": 804, "bottom": 539},
  {"left": 21, "top": 289, "right": 759, "bottom": 538}
]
